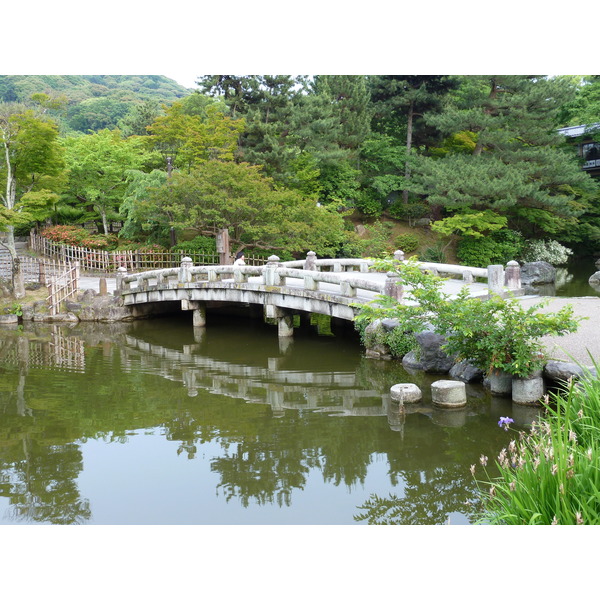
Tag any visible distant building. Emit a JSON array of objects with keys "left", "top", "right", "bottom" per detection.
[{"left": 557, "top": 123, "right": 600, "bottom": 176}]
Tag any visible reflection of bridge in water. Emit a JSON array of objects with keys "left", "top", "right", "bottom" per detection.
[
  {"left": 119, "top": 333, "right": 509, "bottom": 431},
  {"left": 123, "top": 334, "right": 392, "bottom": 418}
]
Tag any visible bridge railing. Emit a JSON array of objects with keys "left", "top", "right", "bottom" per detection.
[
  {"left": 116, "top": 251, "right": 522, "bottom": 298},
  {"left": 117, "top": 257, "right": 385, "bottom": 300}
]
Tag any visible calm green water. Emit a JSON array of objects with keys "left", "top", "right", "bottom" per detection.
[{"left": 0, "top": 313, "right": 528, "bottom": 525}]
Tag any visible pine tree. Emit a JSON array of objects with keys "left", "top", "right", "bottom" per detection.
[{"left": 414, "top": 76, "right": 598, "bottom": 236}]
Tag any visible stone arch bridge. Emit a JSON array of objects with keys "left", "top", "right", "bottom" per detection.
[{"left": 115, "top": 253, "right": 522, "bottom": 336}]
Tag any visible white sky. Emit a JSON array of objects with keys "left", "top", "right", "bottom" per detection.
[
  {"left": 3, "top": 0, "right": 598, "bottom": 595},
  {"left": 3, "top": 1, "right": 597, "bottom": 79}
]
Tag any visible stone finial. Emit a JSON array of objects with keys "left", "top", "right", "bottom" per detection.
[
  {"left": 267, "top": 255, "right": 280, "bottom": 265},
  {"left": 394, "top": 249, "right": 405, "bottom": 263},
  {"left": 384, "top": 272, "right": 404, "bottom": 302},
  {"left": 505, "top": 260, "right": 521, "bottom": 290},
  {"left": 305, "top": 251, "right": 317, "bottom": 271},
  {"left": 115, "top": 266, "right": 128, "bottom": 295},
  {"left": 487, "top": 264, "right": 505, "bottom": 294},
  {"left": 179, "top": 256, "right": 193, "bottom": 284}
]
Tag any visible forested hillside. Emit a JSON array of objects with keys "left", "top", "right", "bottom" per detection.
[
  {"left": 0, "top": 75, "right": 191, "bottom": 133},
  {"left": 2, "top": 74, "right": 600, "bottom": 274}
]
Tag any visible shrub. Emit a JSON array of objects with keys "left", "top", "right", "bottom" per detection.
[
  {"left": 520, "top": 239, "right": 573, "bottom": 265},
  {"left": 355, "top": 257, "right": 580, "bottom": 378},
  {"left": 457, "top": 229, "right": 524, "bottom": 268},
  {"left": 40, "top": 225, "right": 118, "bottom": 250},
  {"left": 388, "top": 200, "right": 429, "bottom": 223},
  {"left": 354, "top": 193, "right": 383, "bottom": 218},
  {"left": 419, "top": 242, "right": 446, "bottom": 263},
  {"left": 394, "top": 233, "right": 420, "bottom": 254},
  {"left": 172, "top": 235, "right": 217, "bottom": 255}
]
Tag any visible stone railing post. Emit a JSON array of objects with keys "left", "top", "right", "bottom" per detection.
[
  {"left": 384, "top": 271, "right": 404, "bottom": 302},
  {"left": 462, "top": 269, "right": 474, "bottom": 284},
  {"left": 264, "top": 255, "right": 281, "bottom": 286},
  {"left": 115, "top": 266, "right": 127, "bottom": 295},
  {"left": 505, "top": 261, "right": 521, "bottom": 290},
  {"left": 487, "top": 264, "right": 505, "bottom": 295},
  {"left": 179, "top": 256, "right": 193, "bottom": 284},
  {"left": 394, "top": 249, "right": 405, "bottom": 264},
  {"left": 304, "top": 251, "right": 317, "bottom": 271}
]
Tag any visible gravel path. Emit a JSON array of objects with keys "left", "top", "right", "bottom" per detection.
[{"left": 518, "top": 295, "right": 600, "bottom": 366}]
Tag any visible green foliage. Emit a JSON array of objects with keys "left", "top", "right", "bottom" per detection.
[
  {"left": 394, "top": 232, "right": 420, "bottom": 253},
  {"left": 355, "top": 257, "right": 581, "bottom": 377},
  {"left": 353, "top": 192, "right": 383, "bottom": 217},
  {"left": 457, "top": 229, "right": 524, "bottom": 268},
  {"left": 419, "top": 243, "right": 446, "bottom": 263},
  {"left": 356, "top": 316, "right": 418, "bottom": 359},
  {"left": 474, "top": 370, "right": 600, "bottom": 524},
  {"left": 172, "top": 235, "right": 217, "bottom": 254},
  {"left": 388, "top": 199, "right": 429, "bottom": 222},
  {"left": 144, "top": 161, "right": 346, "bottom": 256},
  {"left": 62, "top": 130, "right": 151, "bottom": 233},
  {"left": 4, "top": 302, "right": 22, "bottom": 317},
  {"left": 148, "top": 100, "right": 245, "bottom": 169},
  {"left": 431, "top": 210, "right": 507, "bottom": 238},
  {"left": 415, "top": 76, "right": 598, "bottom": 237},
  {"left": 436, "top": 291, "right": 580, "bottom": 376}
]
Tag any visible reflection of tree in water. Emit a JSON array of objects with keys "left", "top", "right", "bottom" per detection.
[
  {"left": 354, "top": 465, "right": 478, "bottom": 525},
  {"left": 212, "top": 443, "right": 312, "bottom": 508},
  {"left": 0, "top": 333, "right": 92, "bottom": 524},
  {"left": 1, "top": 442, "right": 91, "bottom": 525},
  {"left": 0, "top": 323, "right": 517, "bottom": 524}
]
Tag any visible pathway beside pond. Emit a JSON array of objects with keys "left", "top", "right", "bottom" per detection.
[{"left": 518, "top": 295, "right": 600, "bottom": 366}]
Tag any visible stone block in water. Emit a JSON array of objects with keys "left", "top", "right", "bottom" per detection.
[
  {"left": 390, "top": 383, "right": 422, "bottom": 404},
  {"left": 431, "top": 380, "right": 467, "bottom": 408}
]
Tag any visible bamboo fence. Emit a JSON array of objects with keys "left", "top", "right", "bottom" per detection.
[{"left": 29, "top": 231, "right": 267, "bottom": 274}]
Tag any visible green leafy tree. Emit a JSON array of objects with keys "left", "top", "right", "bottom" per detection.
[
  {"left": 62, "top": 130, "right": 151, "bottom": 233},
  {"left": 369, "top": 76, "right": 459, "bottom": 202},
  {"left": 148, "top": 100, "right": 245, "bottom": 171},
  {"left": 145, "top": 160, "right": 346, "bottom": 255},
  {"left": 0, "top": 104, "right": 65, "bottom": 297},
  {"left": 117, "top": 99, "right": 163, "bottom": 137}
]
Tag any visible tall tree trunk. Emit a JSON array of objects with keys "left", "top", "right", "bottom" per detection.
[
  {"left": 2, "top": 156, "right": 25, "bottom": 298},
  {"left": 403, "top": 100, "right": 414, "bottom": 204},
  {"left": 5, "top": 225, "right": 25, "bottom": 299}
]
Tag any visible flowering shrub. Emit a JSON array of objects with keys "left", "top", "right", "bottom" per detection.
[
  {"left": 41, "top": 225, "right": 118, "bottom": 250},
  {"left": 520, "top": 239, "right": 573, "bottom": 265}
]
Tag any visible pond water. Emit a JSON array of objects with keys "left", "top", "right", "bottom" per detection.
[
  {"left": 0, "top": 312, "right": 530, "bottom": 525},
  {"left": 548, "top": 257, "right": 600, "bottom": 298}
]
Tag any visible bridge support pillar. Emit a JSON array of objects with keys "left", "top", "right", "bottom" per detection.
[
  {"left": 181, "top": 299, "right": 206, "bottom": 327},
  {"left": 278, "top": 314, "right": 294, "bottom": 337},
  {"left": 265, "top": 304, "right": 294, "bottom": 337}
]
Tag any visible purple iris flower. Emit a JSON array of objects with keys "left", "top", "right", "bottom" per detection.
[{"left": 498, "top": 416, "right": 514, "bottom": 429}]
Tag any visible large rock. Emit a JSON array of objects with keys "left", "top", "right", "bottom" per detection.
[
  {"left": 544, "top": 360, "right": 596, "bottom": 382},
  {"left": 449, "top": 359, "right": 484, "bottom": 383},
  {"left": 589, "top": 271, "right": 600, "bottom": 288},
  {"left": 401, "top": 331, "right": 454, "bottom": 373},
  {"left": 520, "top": 261, "right": 556, "bottom": 286}
]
